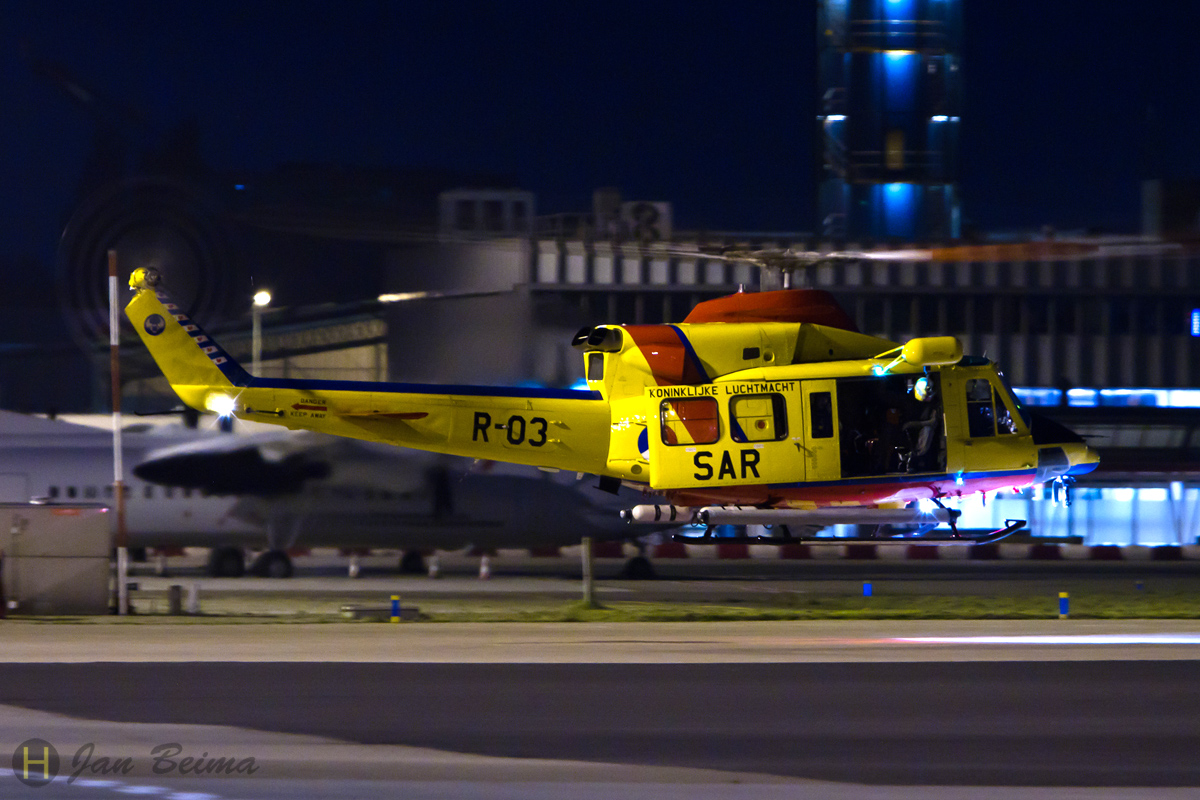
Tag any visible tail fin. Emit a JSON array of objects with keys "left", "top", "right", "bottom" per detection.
[{"left": 125, "top": 268, "right": 252, "bottom": 410}]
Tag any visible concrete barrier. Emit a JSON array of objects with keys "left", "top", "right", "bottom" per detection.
[
  {"left": 1027, "top": 543, "right": 1063, "bottom": 560},
  {"left": 844, "top": 544, "right": 878, "bottom": 560},
  {"left": 652, "top": 541, "right": 688, "bottom": 559},
  {"left": 592, "top": 541, "right": 625, "bottom": 559},
  {"left": 1089, "top": 545, "right": 1124, "bottom": 561},
  {"left": 779, "top": 543, "right": 811, "bottom": 560},
  {"left": 1151, "top": 545, "right": 1185, "bottom": 561},
  {"left": 0, "top": 504, "right": 110, "bottom": 615},
  {"left": 716, "top": 542, "right": 750, "bottom": 560},
  {"left": 905, "top": 544, "right": 939, "bottom": 560}
]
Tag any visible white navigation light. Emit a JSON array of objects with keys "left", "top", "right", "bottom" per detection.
[
  {"left": 253, "top": 290, "right": 272, "bottom": 307},
  {"left": 205, "top": 393, "right": 236, "bottom": 417}
]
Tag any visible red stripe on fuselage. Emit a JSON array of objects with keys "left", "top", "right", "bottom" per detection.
[
  {"left": 624, "top": 325, "right": 708, "bottom": 386},
  {"left": 627, "top": 324, "right": 715, "bottom": 444}
]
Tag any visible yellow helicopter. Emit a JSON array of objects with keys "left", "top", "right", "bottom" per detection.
[{"left": 124, "top": 246, "right": 1098, "bottom": 545}]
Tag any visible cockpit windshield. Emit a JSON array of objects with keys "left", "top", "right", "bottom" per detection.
[{"left": 994, "top": 371, "right": 1031, "bottom": 428}]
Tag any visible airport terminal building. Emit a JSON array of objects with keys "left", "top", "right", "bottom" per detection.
[{"left": 206, "top": 194, "right": 1196, "bottom": 549}]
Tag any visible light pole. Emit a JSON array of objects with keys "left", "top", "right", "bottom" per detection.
[{"left": 252, "top": 290, "right": 271, "bottom": 375}]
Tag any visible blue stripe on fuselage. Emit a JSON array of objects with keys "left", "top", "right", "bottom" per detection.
[
  {"left": 668, "top": 324, "right": 711, "bottom": 383},
  {"left": 245, "top": 376, "right": 603, "bottom": 401},
  {"left": 767, "top": 468, "right": 1038, "bottom": 491}
]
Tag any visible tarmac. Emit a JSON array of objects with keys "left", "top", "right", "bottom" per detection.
[{"left": 4, "top": 618, "right": 1200, "bottom": 663}]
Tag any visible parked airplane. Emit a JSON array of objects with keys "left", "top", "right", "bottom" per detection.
[{"left": 0, "top": 410, "right": 661, "bottom": 578}]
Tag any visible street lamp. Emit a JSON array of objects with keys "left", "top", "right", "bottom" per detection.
[{"left": 252, "top": 290, "right": 271, "bottom": 375}]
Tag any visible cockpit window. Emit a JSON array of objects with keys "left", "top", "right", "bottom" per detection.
[
  {"left": 965, "top": 378, "right": 1020, "bottom": 437},
  {"left": 994, "top": 372, "right": 1030, "bottom": 428},
  {"left": 966, "top": 378, "right": 996, "bottom": 438},
  {"left": 995, "top": 396, "right": 1019, "bottom": 435}
]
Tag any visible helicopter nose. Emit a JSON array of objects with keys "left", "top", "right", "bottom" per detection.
[
  {"left": 1064, "top": 441, "right": 1100, "bottom": 476},
  {"left": 1035, "top": 441, "right": 1099, "bottom": 483},
  {"left": 1027, "top": 411, "right": 1098, "bottom": 481},
  {"left": 1028, "top": 411, "right": 1085, "bottom": 445}
]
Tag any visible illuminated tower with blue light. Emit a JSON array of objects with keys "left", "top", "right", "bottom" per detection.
[{"left": 817, "top": 0, "right": 961, "bottom": 241}]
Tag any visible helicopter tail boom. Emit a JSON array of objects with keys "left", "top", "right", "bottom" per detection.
[{"left": 125, "top": 269, "right": 614, "bottom": 473}]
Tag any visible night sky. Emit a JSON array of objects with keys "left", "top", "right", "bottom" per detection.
[{"left": 3, "top": 1, "right": 1200, "bottom": 271}]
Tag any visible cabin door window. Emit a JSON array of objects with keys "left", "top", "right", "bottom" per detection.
[
  {"left": 808, "top": 392, "right": 834, "bottom": 439},
  {"left": 729, "top": 394, "right": 788, "bottom": 443},
  {"left": 660, "top": 397, "right": 720, "bottom": 446}
]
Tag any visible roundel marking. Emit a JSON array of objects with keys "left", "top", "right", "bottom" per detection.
[
  {"left": 144, "top": 314, "right": 166, "bottom": 336},
  {"left": 638, "top": 427, "right": 650, "bottom": 460}
]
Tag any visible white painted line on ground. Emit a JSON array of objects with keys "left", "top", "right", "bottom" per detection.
[{"left": 896, "top": 634, "right": 1200, "bottom": 645}]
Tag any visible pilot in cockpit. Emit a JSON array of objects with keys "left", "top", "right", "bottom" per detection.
[{"left": 899, "top": 376, "right": 941, "bottom": 472}]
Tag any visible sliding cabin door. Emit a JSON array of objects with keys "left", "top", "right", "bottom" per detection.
[{"left": 800, "top": 380, "right": 840, "bottom": 482}]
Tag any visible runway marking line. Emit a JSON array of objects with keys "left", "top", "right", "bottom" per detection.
[
  {"left": 893, "top": 634, "right": 1200, "bottom": 645},
  {"left": 0, "top": 767, "right": 223, "bottom": 799}
]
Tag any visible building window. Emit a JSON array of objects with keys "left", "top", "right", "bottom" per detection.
[
  {"left": 483, "top": 200, "right": 504, "bottom": 232},
  {"left": 1110, "top": 299, "right": 1132, "bottom": 335},
  {"left": 455, "top": 199, "right": 476, "bottom": 231},
  {"left": 976, "top": 297, "right": 995, "bottom": 333}
]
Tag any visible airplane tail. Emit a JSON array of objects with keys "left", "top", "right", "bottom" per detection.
[{"left": 125, "top": 268, "right": 251, "bottom": 411}]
